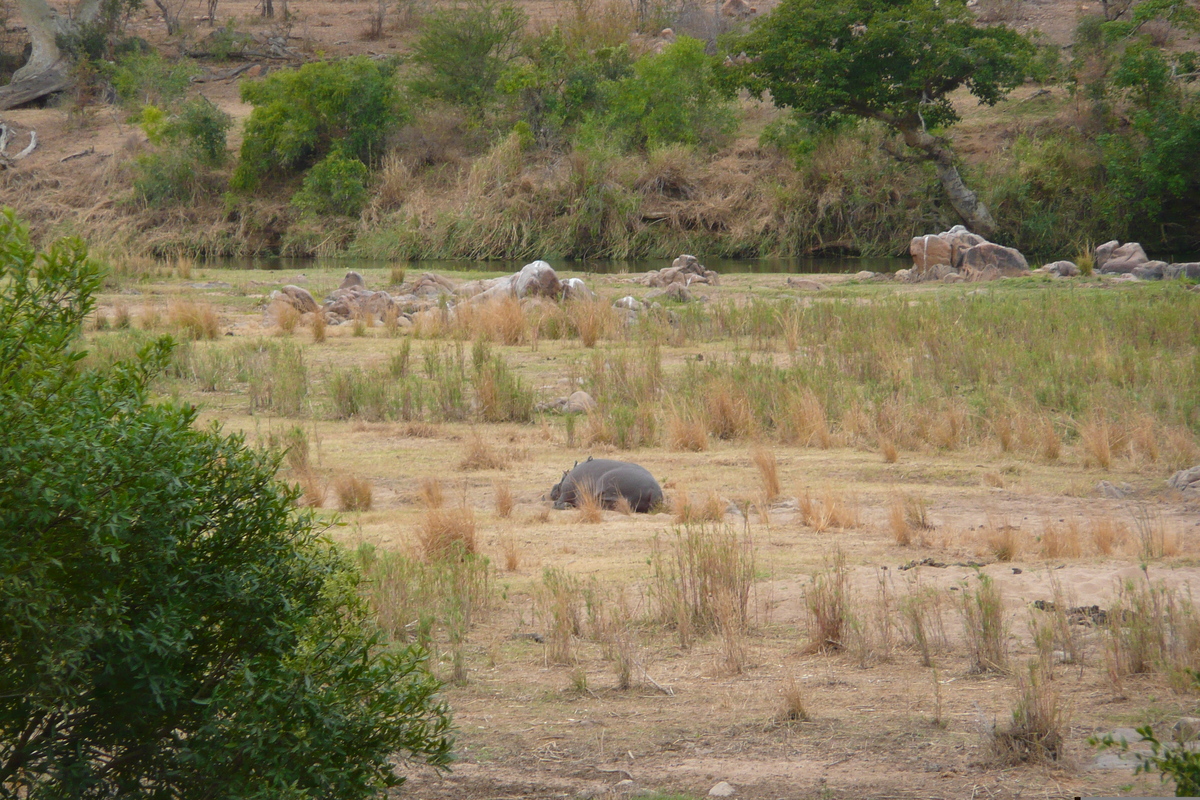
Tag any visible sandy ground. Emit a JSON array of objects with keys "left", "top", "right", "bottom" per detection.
[{"left": 93, "top": 264, "right": 1200, "bottom": 800}]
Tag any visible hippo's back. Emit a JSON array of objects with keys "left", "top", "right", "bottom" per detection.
[{"left": 565, "top": 459, "right": 662, "bottom": 512}]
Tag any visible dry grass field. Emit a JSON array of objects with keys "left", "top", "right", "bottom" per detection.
[{"left": 81, "top": 259, "right": 1200, "bottom": 799}]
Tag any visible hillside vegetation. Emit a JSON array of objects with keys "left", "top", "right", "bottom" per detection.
[{"left": 1, "top": 0, "right": 1199, "bottom": 259}]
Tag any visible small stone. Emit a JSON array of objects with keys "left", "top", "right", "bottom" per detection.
[{"left": 708, "top": 782, "right": 736, "bottom": 797}]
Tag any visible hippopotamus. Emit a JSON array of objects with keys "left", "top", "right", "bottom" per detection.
[{"left": 549, "top": 457, "right": 663, "bottom": 513}]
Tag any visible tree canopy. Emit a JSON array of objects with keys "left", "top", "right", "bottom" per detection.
[
  {"left": 733, "top": 0, "right": 1033, "bottom": 132},
  {"left": 0, "top": 208, "right": 452, "bottom": 798},
  {"left": 730, "top": 0, "right": 1034, "bottom": 234}
]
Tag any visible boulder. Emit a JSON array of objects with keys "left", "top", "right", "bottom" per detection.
[
  {"left": 514, "top": 260, "right": 562, "bottom": 299},
  {"left": 720, "top": 0, "right": 756, "bottom": 18},
  {"left": 410, "top": 272, "right": 457, "bottom": 297},
  {"left": 893, "top": 268, "right": 912, "bottom": 282},
  {"left": 643, "top": 254, "right": 719, "bottom": 288},
  {"left": 561, "top": 277, "right": 593, "bottom": 300},
  {"left": 1165, "top": 262, "right": 1200, "bottom": 280},
  {"left": 909, "top": 234, "right": 952, "bottom": 273},
  {"left": 1094, "top": 240, "right": 1120, "bottom": 271},
  {"left": 565, "top": 390, "right": 598, "bottom": 413},
  {"left": 1168, "top": 465, "right": 1200, "bottom": 492},
  {"left": 1132, "top": 261, "right": 1168, "bottom": 280},
  {"left": 1041, "top": 260, "right": 1079, "bottom": 278},
  {"left": 614, "top": 296, "right": 645, "bottom": 312},
  {"left": 959, "top": 242, "right": 1029, "bottom": 277},
  {"left": 647, "top": 283, "right": 695, "bottom": 303},
  {"left": 1098, "top": 242, "right": 1149, "bottom": 274},
  {"left": 943, "top": 272, "right": 964, "bottom": 284},
  {"left": 853, "top": 270, "right": 879, "bottom": 281},
  {"left": 323, "top": 286, "right": 398, "bottom": 320},
  {"left": 338, "top": 271, "right": 366, "bottom": 290},
  {"left": 785, "top": 277, "right": 824, "bottom": 291},
  {"left": 269, "top": 285, "right": 319, "bottom": 314},
  {"left": 942, "top": 225, "right": 989, "bottom": 266}
]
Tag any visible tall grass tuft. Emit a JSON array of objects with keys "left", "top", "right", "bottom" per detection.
[
  {"left": 649, "top": 524, "right": 755, "bottom": 650},
  {"left": 961, "top": 573, "right": 1008, "bottom": 673},
  {"left": 169, "top": 299, "right": 219, "bottom": 340},
  {"left": 493, "top": 480, "right": 514, "bottom": 518},
  {"left": 566, "top": 296, "right": 615, "bottom": 347},
  {"left": 459, "top": 429, "right": 509, "bottom": 470},
  {"left": 751, "top": 446, "right": 781, "bottom": 501},
  {"left": 419, "top": 503, "right": 477, "bottom": 560},
  {"left": 992, "top": 661, "right": 1068, "bottom": 764},
  {"left": 805, "top": 549, "right": 850, "bottom": 653},
  {"left": 667, "top": 406, "right": 709, "bottom": 451},
  {"left": 334, "top": 474, "right": 373, "bottom": 511}
]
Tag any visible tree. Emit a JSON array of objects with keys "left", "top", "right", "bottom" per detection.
[
  {"left": 0, "top": 208, "right": 453, "bottom": 798},
  {"left": 1, "top": 0, "right": 142, "bottom": 110},
  {"left": 732, "top": 0, "right": 1034, "bottom": 235},
  {"left": 232, "top": 57, "right": 404, "bottom": 192},
  {"left": 408, "top": 0, "right": 527, "bottom": 113}
]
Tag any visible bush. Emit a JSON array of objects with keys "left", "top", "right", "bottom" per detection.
[
  {"left": 582, "top": 36, "right": 737, "bottom": 151},
  {"left": 133, "top": 98, "right": 231, "bottom": 206},
  {"left": 233, "top": 56, "right": 405, "bottom": 191},
  {"left": 292, "top": 151, "right": 370, "bottom": 217},
  {"left": 110, "top": 50, "right": 198, "bottom": 108},
  {"left": 0, "top": 209, "right": 452, "bottom": 797},
  {"left": 409, "top": 0, "right": 527, "bottom": 112}
]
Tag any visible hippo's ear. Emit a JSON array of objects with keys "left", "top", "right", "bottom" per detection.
[{"left": 586, "top": 455, "right": 593, "bottom": 462}]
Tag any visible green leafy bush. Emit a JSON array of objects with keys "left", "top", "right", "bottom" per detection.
[
  {"left": 0, "top": 209, "right": 453, "bottom": 798},
  {"left": 409, "top": 0, "right": 527, "bottom": 111},
  {"left": 497, "top": 28, "right": 632, "bottom": 144},
  {"left": 133, "top": 98, "right": 231, "bottom": 206},
  {"left": 110, "top": 50, "right": 198, "bottom": 108},
  {"left": 233, "top": 56, "right": 404, "bottom": 191},
  {"left": 292, "top": 151, "right": 370, "bottom": 217},
  {"left": 581, "top": 36, "right": 736, "bottom": 151}
]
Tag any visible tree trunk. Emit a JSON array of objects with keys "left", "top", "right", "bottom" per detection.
[
  {"left": 1, "top": 0, "right": 102, "bottom": 110},
  {"left": 898, "top": 124, "right": 997, "bottom": 238}
]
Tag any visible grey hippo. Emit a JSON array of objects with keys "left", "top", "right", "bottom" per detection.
[{"left": 549, "top": 457, "right": 663, "bottom": 513}]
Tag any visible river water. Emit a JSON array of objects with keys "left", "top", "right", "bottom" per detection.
[{"left": 208, "top": 254, "right": 909, "bottom": 274}]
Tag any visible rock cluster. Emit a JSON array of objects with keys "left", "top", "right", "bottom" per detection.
[
  {"left": 266, "top": 261, "right": 593, "bottom": 328},
  {"left": 903, "top": 225, "right": 1028, "bottom": 282},
  {"left": 904, "top": 229, "right": 1200, "bottom": 284},
  {"left": 1168, "top": 465, "right": 1200, "bottom": 494},
  {"left": 642, "top": 254, "right": 720, "bottom": 289}
]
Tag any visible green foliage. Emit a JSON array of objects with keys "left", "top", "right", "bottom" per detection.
[
  {"left": 56, "top": 0, "right": 147, "bottom": 62},
  {"left": 292, "top": 151, "right": 370, "bottom": 217},
  {"left": 497, "top": 28, "right": 632, "bottom": 144},
  {"left": 1095, "top": 684, "right": 1200, "bottom": 797},
  {"left": 582, "top": 36, "right": 736, "bottom": 151},
  {"left": 0, "top": 209, "right": 452, "bottom": 797},
  {"left": 733, "top": 0, "right": 1033, "bottom": 130},
  {"left": 233, "top": 56, "right": 404, "bottom": 191},
  {"left": 109, "top": 50, "right": 198, "bottom": 108},
  {"left": 133, "top": 98, "right": 231, "bottom": 207},
  {"left": 409, "top": 0, "right": 527, "bottom": 111}
]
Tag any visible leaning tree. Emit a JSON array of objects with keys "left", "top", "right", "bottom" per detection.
[{"left": 731, "top": 0, "right": 1034, "bottom": 236}]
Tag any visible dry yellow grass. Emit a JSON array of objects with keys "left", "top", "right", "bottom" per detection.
[
  {"left": 751, "top": 446, "right": 781, "bottom": 501},
  {"left": 311, "top": 310, "right": 327, "bottom": 343},
  {"left": 565, "top": 296, "right": 615, "bottom": 347},
  {"left": 419, "top": 478, "right": 445, "bottom": 509},
  {"left": 168, "top": 299, "right": 219, "bottom": 340},
  {"left": 888, "top": 496, "right": 912, "bottom": 546},
  {"left": 500, "top": 532, "right": 521, "bottom": 571},
  {"left": 1090, "top": 516, "right": 1128, "bottom": 556},
  {"left": 334, "top": 474, "right": 373, "bottom": 512},
  {"left": 706, "top": 381, "right": 752, "bottom": 440},
  {"left": 1040, "top": 519, "right": 1082, "bottom": 559},
  {"left": 576, "top": 481, "right": 604, "bottom": 524},
  {"left": 783, "top": 389, "right": 832, "bottom": 448},
  {"left": 494, "top": 480, "right": 514, "bottom": 518},
  {"left": 419, "top": 504, "right": 477, "bottom": 559},
  {"left": 672, "top": 489, "right": 725, "bottom": 524},
  {"left": 274, "top": 302, "right": 301, "bottom": 335},
  {"left": 667, "top": 407, "right": 708, "bottom": 452},
  {"left": 460, "top": 430, "right": 509, "bottom": 470},
  {"left": 799, "top": 488, "right": 857, "bottom": 532},
  {"left": 984, "top": 520, "right": 1024, "bottom": 562}
]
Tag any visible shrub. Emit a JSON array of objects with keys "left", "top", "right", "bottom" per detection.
[
  {"left": 110, "top": 50, "right": 198, "bottom": 108},
  {"left": 292, "top": 151, "right": 370, "bottom": 218},
  {"left": 408, "top": 0, "right": 527, "bottom": 112},
  {"left": 233, "top": 56, "right": 404, "bottom": 191},
  {"left": 582, "top": 36, "right": 737, "bottom": 151},
  {"left": 0, "top": 210, "right": 452, "bottom": 797}
]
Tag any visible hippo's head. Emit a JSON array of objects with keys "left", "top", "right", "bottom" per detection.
[{"left": 549, "top": 470, "right": 568, "bottom": 502}]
